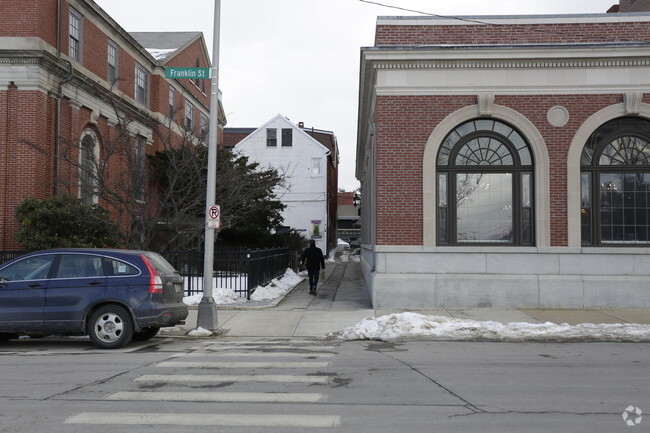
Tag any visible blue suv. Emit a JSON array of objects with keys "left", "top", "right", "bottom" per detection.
[{"left": 0, "top": 249, "right": 188, "bottom": 349}]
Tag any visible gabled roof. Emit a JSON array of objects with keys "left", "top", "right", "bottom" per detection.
[
  {"left": 234, "top": 114, "right": 333, "bottom": 155},
  {"left": 129, "top": 31, "right": 205, "bottom": 63}
]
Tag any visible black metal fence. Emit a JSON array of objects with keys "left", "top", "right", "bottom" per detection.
[
  {"left": 0, "top": 248, "right": 299, "bottom": 300},
  {"left": 159, "top": 248, "right": 299, "bottom": 300}
]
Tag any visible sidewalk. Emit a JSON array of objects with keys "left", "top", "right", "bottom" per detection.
[{"left": 173, "top": 259, "right": 650, "bottom": 338}]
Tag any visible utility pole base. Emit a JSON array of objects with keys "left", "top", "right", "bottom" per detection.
[{"left": 196, "top": 297, "right": 219, "bottom": 331}]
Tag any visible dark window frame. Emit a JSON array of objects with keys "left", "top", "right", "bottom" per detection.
[
  {"left": 436, "top": 119, "right": 535, "bottom": 246},
  {"left": 580, "top": 116, "right": 650, "bottom": 246}
]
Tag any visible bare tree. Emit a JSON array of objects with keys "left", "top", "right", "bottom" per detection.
[{"left": 21, "top": 91, "right": 286, "bottom": 251}]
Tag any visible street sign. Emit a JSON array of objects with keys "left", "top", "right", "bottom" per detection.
[
  {"left": 165, "top": 67, "right": 211, "bottom": 79},
  {"left": 207, "top": 204, "right": 220, "bottom": 229}
]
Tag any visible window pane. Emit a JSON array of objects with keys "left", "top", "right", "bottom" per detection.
[
  {"left": 437, "top": 173, "right": 448, "bottom": 244},
  {"left": 80, "top": 134, "right": 96, "bottom": 205},
  {"left": 282, "top": 128, "right": 292, "bottom": 146},
  {"left": 581, "top": 172, "right": 592, "bottom": 245},
  {"left": 266, "top": 129, "right": 277, "bottom": 147},
  {"left": 0, "top": 255, "right": 56, "bottom": 281},
  {"left": 600, "top": 172, "right": 650, "bottom": 244},
  {"left": 438, "top": 173, "right": 447, "bottom": 207},
  {"left": 56, "top": 255, "right": 103, "bottom": 278},
  {"left": 455, "top": 138, "right": 513, "bottom": 166},
  {"left": 311, "top": 158, "right": 321, "bottom": 176},
  {"left": 522, "top": 172, "right": 531, "bottom": 208},
  {"left": 456, "top": 173, "right": 513, "bottom": 243}
]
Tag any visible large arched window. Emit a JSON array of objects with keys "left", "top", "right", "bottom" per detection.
[
  {"left": 437, "top": 119, "right": 534, "bottom": 245},
  {"left": 580, "top": 117, "right": 650, "bottom": 246},
  {"left": 79, "top": 129, "right": 99, "bottom": 205}
]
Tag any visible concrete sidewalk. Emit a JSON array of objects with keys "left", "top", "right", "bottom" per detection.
[{"left": 175, "top": 260, "right": 650, "bottom": 338}]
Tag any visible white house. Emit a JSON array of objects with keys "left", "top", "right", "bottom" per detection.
[{"left": 233, "top": 115, "right": 338, "bottom": 253}]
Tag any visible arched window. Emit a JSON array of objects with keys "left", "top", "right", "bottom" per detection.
[
  {"left": 580, "top": 117, "right": 650, "bottom": 245},
  {"left": 79, "top": 129, "right": 99, "bottom": 205},
  {"left": 437, "top": 119, "right": 534, "bottom": 245}
]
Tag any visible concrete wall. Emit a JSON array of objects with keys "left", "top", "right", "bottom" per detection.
[{"left": 361, "top": 245, "right": 650, "bottom": 309}]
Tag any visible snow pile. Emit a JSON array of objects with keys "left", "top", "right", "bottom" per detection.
[
  {"left": 338, "top": 312, "right": 650, "bottom": 342},
  {"left": 327, "top": 239, "right": 360, "bottom": 263},
  {"left": 183, "top": 268, "right": 303, "bottom": 306},
  {"left": 187, "top": 327, "right": 214, "bottom": 337},
  {"left": 250, "top": 268, "right": 303, "bottom": 301}
]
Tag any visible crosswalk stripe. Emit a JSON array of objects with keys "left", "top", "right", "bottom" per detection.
[
  {"left": 105, "top": 391, "right": 324, "bottom": 403},
  {"left": 171, "top": 351, "right": 334, "bottom": 358},
  {"left": 202, "top": 345, "right": 336, "bottom": 351},
  {"left": 134, "top": 374, "right": 331, "bottom": 384},
  {"left": 65, "top": 412, "right": 341, "bottom": 428},
  {"left": 156, "top": 361, "right": 330, "bottom": 368}
]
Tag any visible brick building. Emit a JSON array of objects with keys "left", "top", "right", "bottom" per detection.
[
  {"left": 357, "top": 4, "right": 650, "bottom": 308},
  {"left": 0, "top": 0, "right": 225, "bottom": 249}
]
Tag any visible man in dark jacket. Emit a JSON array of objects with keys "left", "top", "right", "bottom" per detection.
[{"left": 300, "top": 239, "right": 325, "bottom": 295}]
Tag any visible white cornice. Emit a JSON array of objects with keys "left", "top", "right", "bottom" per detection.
[{"left": 376, "top": 13, "right": 650, "bottom": 26}]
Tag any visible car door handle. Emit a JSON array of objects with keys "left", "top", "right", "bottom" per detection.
[
  {"left": 28, "top": 283, "right": 44, "bottom": 288},
  {"left": 88, "top": 281, "right": 104, "bottom": 286}
]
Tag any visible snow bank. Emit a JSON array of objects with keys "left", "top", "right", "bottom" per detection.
[
  {"left": 338, "top": 312, "right": 650, "bottom": 342},
  {"left": 183, "top": 268, "right": 303, "bottom": 306},
  {"left": 327, "top": 239, "right": 360, "bottom": 263}
]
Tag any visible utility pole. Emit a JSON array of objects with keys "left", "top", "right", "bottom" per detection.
[{"left": 196, "top": 0, "right": 221, "bottom": 331}]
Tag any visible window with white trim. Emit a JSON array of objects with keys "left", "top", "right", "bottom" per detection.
[
  {"left": 135, "top": 63, "right": 149, "bottom": 106},
  {"left": 311, "top": 158, "right": 322, "bottom": 176},
  {"left": 69, "top": 8, "right": 83, "bottom": 63},
  {"left": 107, "top": 39, "right": 118, "bottom": 85},
  {"left": 185, "top": 101, "right": 194, "bottom": 131}
]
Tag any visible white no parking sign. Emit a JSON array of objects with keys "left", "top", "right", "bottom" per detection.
[{"left": 207, "top": 205, "right": 220, "bottom": 229}]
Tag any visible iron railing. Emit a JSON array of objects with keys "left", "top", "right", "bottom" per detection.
[
  {"left": 160, "top": 248, "right": 299, "bottom": 300},
  {"left": 0, "top": 248, "right": 299, "bottom": 300}
]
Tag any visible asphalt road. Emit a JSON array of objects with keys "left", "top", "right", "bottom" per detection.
[{"left": 0, "top": 335, "right": 648, "bottom": 432}]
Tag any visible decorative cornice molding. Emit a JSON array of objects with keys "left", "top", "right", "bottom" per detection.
[{"left": 373, "top": 58, "right": 650, "bottom": 70}]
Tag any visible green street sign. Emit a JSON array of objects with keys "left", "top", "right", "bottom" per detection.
[{"left": 165, "top": 67, "right": 211, "bottom": 79}]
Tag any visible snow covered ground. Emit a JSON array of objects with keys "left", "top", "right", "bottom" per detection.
[{"left": 336, "top": 312, "right": 650, "bottom": 342}]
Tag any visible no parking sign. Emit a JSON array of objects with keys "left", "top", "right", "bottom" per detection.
[{"left": 207, "top": 205, "right": 220, "bottom": 229}]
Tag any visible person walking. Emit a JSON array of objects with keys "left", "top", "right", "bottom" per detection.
[{"left": 300, "top": 239, "right": 325, "bottom": 295}]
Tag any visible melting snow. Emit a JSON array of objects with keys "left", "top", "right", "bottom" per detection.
[{"left": 337, "top": 312, "right": 650, "bottom": 342}]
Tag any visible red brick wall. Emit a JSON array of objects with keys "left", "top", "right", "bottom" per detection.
[
  {"left": 374, "top": 94, "right": 649, "bottom": 247},
  {"left": 0, "top": 0, "right": 215, "bottom": 249}
]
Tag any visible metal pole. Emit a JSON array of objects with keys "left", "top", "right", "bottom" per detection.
[{"left": 196, "top": 0, "right": 221, "bottom": 331}]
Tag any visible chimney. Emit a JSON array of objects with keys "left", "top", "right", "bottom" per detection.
[{"left": 298, "top": 122, "right": 304, "bottom": 128}]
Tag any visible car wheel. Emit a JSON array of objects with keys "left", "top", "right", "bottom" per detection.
[
  {"left": 87, "top": 305, "right": 134, "bottom": 349},
  {"left": 132, "top": 326, "right": 160, "bottom": 342}
]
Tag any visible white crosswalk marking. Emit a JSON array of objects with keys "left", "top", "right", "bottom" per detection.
[
  {"left": 171, "top": 351, "right": 335, "bottom": 358},
  {"left": 105, "top": 391, "right": 324, "bottom": 403},
  {"left": 135, "top": 373, "right": 331, "bottom": 383},
  {"left": 156, "top": 360, "right": 330, "bottom": 368},
  {"left": 64, "top": 340, "right": 342, "bottom": 429},
  {"left": 65, "top": 412, "right": 342, "bottom": 428}
]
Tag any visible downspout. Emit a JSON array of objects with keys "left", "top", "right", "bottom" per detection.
[{"left": 54, "top": 0, "right": 73, "bottom": 196}]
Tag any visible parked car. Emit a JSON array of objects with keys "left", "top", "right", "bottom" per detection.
[{"left": 0, "top": 249, "right": 188, "bottom": 349}]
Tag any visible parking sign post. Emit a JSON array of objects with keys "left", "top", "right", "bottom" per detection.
[{"left": 196, "top": 0, "right": 221, "bottom": 332}]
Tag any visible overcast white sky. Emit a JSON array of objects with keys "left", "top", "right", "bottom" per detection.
[{"left": 94, "top": 0, "right": 617, "bottom": 190}]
